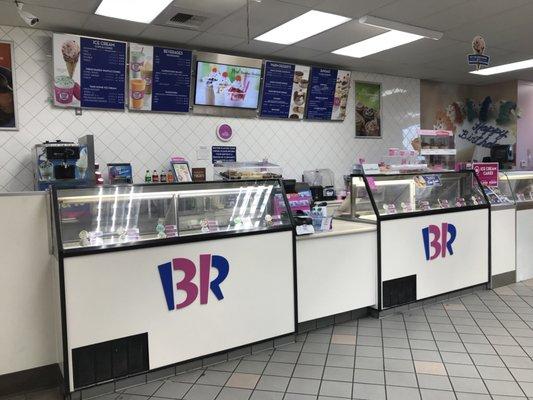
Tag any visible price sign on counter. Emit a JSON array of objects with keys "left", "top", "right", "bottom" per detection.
[{"left": 473, "top": 162, "right": 499, "bottom": 187}]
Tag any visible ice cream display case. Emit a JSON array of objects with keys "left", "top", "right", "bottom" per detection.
[
  {"left": 50, "top": 180, "right": 296, "bottom": 392},
  {"left": 483, "top": 173, "right": 516, "bottom": 286},
  {"left": 345, "top": 171, "right": 490, "bottom": 311},
  {"left": 503, "top": 171, "right": 533, "bottom": 282}
]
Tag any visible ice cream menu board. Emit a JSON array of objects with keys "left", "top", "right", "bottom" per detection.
[
  {"left": 129, "top": 43, "right": 192, "bottom": 112},
  {"left": 306, "top": 67, "right": 351, "bottom": 121},
  {"left": 260, "top": 61, "right": 310, "bottom": 119},
  {"left": 53, "top": 34, "right": 126, "bottom": 109}
]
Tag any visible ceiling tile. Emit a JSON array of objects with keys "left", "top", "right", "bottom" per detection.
[
  {"left": 371, "top": 0, "right": 468, "bottom": 24},
  {"left": 279, "top": 0, "right": 322, "bottom": 7},
  {"left": 23, "top": 0, "right": 100, "bottom": 13},
  {"left": 170, "top": 0, "right": 246, "bottom": 15},
  {"left": 207, "top": 0, "right": 308, "bottom": 39},
  {"left": 233, "top": 40, "right": 286, "bottom": 56},
  {"left": 14, "top": 4, "right": 89, "bottom": 32},
  {"left": 314, "top": 0, "right": 398, "bottom": 18},
  {"left": 271, "top": 45, "right": 323, "bottom": 61},
  {"left": 188, "top": 32, "right": 245, "bottom": 50},
  {"left": 297, "top": 20, "right": 383, "bottom": 52},
  {"left": 83, "top": 15, "right": 147, "bottom": 37},
  {"left": 140, "top": 25, "right": 200, "bottom": 45}
]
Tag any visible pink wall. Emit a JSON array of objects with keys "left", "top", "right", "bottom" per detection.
[{"left": 517, "top": 81, "right": 533, "bottom": 167}]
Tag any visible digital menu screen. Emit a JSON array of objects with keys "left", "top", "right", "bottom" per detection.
[
  {"left": 194, "top": 61, "right": 262, "bottom": 109},
  {"left": 306, "top": 67, "right": 351, "bottom": 120}
]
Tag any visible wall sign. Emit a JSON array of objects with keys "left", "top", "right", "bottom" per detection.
[
  {"left": 467, "top": 36, "right": 490, "bottom": 70},
  {"left": 473, "top": 162, "right": 499, "bottom": 187},
  {"left": 216, "top": 123, "right": 233, "bottom": 141},
  {"left": 128, "top": 43, "right": 192, "bottom": 112},
  {"left": 0, "top": 40, "right": 17, "bottom": 130},
  {"left": 260, "top": 61, "right": 310, "bottom": 119},
  {"left": 306, "top": 67, "right": 351, "bottom": 121},
  {"left": 355, "top": 82, "right": 381, "bottom": 138},
  {"left": 53, "top": 34, "right": 126, "bottom": 109},
  {"left": 212, "top": 146, "right": 237, "bottom": 163},
  {"left": 192, "top": 167, "right": 206, "bottom": 182}
]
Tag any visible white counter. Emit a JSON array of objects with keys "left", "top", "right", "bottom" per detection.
[{"left": 296, "top": 219, "right": 377, "bottom": 323}]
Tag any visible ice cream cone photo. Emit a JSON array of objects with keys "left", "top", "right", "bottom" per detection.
[{"left": 61, "top": 40, "right": 80, "bottom": 79}]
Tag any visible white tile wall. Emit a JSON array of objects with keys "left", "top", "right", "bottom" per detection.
[{"left": 0, "top": 25, "right": 420, "bottom": 191}]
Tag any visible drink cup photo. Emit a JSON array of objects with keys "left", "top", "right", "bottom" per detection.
[
  {"left": 130, "top": 51, "right": 145, "bottom": 79},
  {"left": 54, "top": 75, "right": 75, "bottom": 104},
  {"left": 130, "top": 78, "right": 146, "bottom": 109}
]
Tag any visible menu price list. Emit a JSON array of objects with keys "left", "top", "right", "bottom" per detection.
[
  {"left": 306, "top": 67, "right": 337, "bottom": 120},
  {"left": 152, "top": 47, "right": 192, "bottom": 112},
  {"left": 80, "top": 37, "right": 126, "bottom": 109},
  {"left": 260, "top": 61, "right": 295, "bottom": 118}
]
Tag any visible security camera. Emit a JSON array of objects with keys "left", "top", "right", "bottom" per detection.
[{"left": 15, "top": 1, "right": 39, "bottom": 27}]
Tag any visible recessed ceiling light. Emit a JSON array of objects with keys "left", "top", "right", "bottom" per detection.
[
  {"left": 333, "top": 30, "right": 423, "bottom": 58},
  {"left": 470, "top": 59, "right": 533, "bottom": 75},
  {"left": 95, "top": 0, "right": 173, "bottom": 23},
  {"left": 254, "top": 10, "right": 351, "bottom": 45}
]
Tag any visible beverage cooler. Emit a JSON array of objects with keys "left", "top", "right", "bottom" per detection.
[
  {"left": 347, "top": 171, "right": 490, "bottom": 311},
  {"left": 49, "top": 180, "right": 296, "bottom": 392}
]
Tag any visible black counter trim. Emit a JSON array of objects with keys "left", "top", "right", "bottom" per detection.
[{"left": 62, "top": 226, "right": 293, "bottom": 258}]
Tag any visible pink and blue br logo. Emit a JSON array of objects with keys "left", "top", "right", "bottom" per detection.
[
  {"left": 158, "top": 254, "right": 229, "bottom": 311},
  {"left": 422, "top": 223, "right": 457, "bottom": 261}
]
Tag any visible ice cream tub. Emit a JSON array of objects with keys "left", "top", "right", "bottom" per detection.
[{"left": 54, "top": 75, "right": 75, "bottom": 104}]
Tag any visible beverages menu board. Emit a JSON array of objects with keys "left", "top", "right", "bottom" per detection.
[
  {"left": 129, "top": 43, "right": 192, "bottom": 112},
  {"left": 52, "top": 33, "right": 126, "bottom": 109},
  {"left": 260, "top": 61, "right": 310, "bottom": 119},
  {"left": 306, "top": 67, "right": 351, "bottom": 121}
]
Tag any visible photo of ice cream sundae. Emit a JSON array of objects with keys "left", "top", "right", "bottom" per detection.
[
  {"left": 287, "top": 65, "right": 310, "bottom": 120},
  {"left": 332, "top": 70, "right": 351, "bottom": 120},
  {"left": 355, "top": 81, "right": 381, "bottom": 137}
]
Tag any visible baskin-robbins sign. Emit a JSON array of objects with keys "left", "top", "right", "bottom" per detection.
[
  {"left": 158, "top": 254, "right": 229, "bottom": 310},
  {"left": 422, "top": 223, "right": 457, "bottom": 261}
]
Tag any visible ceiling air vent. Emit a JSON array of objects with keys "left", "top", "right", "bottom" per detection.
[{"left": 167, "top": 12, "right": 208, "bottom": 29}]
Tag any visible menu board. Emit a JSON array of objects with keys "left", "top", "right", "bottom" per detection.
[
  {"left": 306, "top": 67, "right": 351, "bottom": 121},
  {"left": 52, "top": 34, "right": 126, "bottom": 109},
  {"left": 260, "top": 61, "right": 310, "bottom": 119},
  {"left": 129, "top": 43, "right": 192, "bottom": 112}
]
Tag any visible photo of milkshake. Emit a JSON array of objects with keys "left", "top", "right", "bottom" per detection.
[
  {"left": 130, "top": 50, "right": 145, "bottom": 79},
  {"left": 61, "top": 40, "right": 80, "bottom": 79},
  {"left": 141, "top": 60, "right": 153, "bottom": 96},
  {"left": 130, "top": 78, "right": 146, "bottom": 109}
]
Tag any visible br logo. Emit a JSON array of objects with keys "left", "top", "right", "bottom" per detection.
[
  {"left": 422, "top": 223, "right": 457, "bottom": 261},
  {"left": 158, "top": 255, "right": 229, "bottom": 311}
]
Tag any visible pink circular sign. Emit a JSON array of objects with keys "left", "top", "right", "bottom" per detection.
[{"left": 217, "top": 124, "right": 233, "bottom": 142}]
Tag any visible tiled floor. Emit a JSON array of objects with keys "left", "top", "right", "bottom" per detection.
[{"left": 9, "top": 280, "right": 533, "bottom": 400}]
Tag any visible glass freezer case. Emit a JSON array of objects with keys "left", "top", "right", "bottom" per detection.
[
  {"left": 503, "top": 171, "right": 533, "bottom": 205},
  {"left": 52, "top": 180, "right": 292, "bottom": 253},
  {"left": 342, "top": 171, "right": 488, "bottom": 222},
  {"left": 482, "top": 172, "right": 515, "bottom": 207}
]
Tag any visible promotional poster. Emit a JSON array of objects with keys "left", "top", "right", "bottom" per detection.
[{"left": 0, "top": 41, "right": 16, "bottom": 129}]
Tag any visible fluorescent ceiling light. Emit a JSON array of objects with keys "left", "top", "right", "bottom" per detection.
[
  {"left": 359, "top": 15, "right": 443, "bottom": 40},
  {"left": 95, "top": 0, "right": 173, "bottom": 23},
  {"left": 254, "top": 10, "right": 351, "bottom": 45},
  {"left": 470, "top": 59, "right": 533, "bottom": 75},
  {"left": 333, "top": 30, "right": 423, "bottom": 58}
]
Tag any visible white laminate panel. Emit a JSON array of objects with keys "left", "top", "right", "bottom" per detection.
[
  {"left": 491, "top": 208, "right": 516, "bottom": 276},
  {"left": 0, "top": 193, "right": 56, "bottom": 375},
  {"left": 64, "top": 231, "right": 294, "bottom": 391},
  {"left": 296, "top": 231, "right": 377, "bottom": 322},
  {"left": 516, "top": 209, "right": 533, "bottom": 281}
]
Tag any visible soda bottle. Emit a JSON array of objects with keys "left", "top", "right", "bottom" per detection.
[
  {"left": 167, "top": 170, "right": 174, "bottom": 183},
  {"left": 160, "top": 170, "right": 167, "bottom": 183},
  {"left": 152, "top": 170, "right": 159, "bottom": 183},
  {"left": 145, "top": 170, "right": 151, "bottom": 183}
]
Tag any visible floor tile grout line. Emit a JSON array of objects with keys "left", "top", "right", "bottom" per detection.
[
  {"left": 350, "top": 317, "right": 359, "bottom": 400},
  {"left": 456, "top": 291, "right": 527, "bottom": 398},
  {"left": 472, "top": 290, "right": 532, "bottom": 396},
  {"left": 285, "top": 329, "right": 318, "bottom": 399},
  {"left": 490, "top": 287, "right": 533, "bottom": 363},
  {"left": 379, "top": 314, "right": 388, "bottom": 400},
  {"left": 400, "top": 312, "right": 423, "bottom": 400}
]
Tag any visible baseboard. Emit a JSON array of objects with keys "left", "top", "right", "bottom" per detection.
[
  {"left": 0, "top": 364, "right": 60, "bottom": 397},
  {"left": 492, "top": 270, "right": 516, "bottom": 288},
  {"left": 296, "top": 307, "right": 370, "bottom": 334}
]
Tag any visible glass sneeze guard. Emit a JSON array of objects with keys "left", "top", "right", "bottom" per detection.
[{"left": 55, "top": 180, "right": 292, "bottom": 252}]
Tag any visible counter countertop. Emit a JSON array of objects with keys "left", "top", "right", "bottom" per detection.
[{"left": 296, "top": 219, "right": 376, "bottom": 241}]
